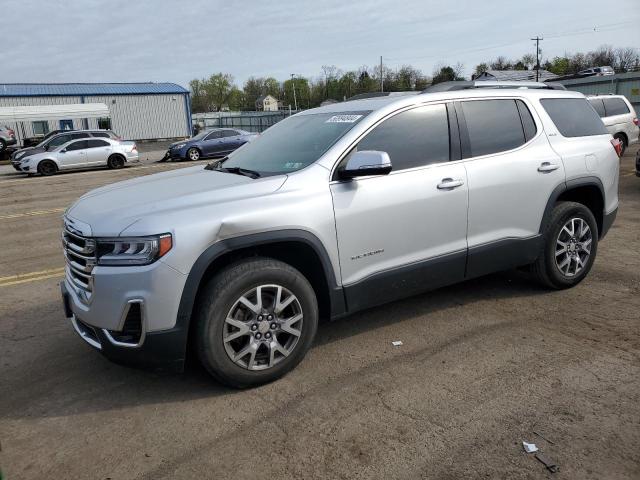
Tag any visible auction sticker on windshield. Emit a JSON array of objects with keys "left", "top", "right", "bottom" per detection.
[{"left": 325, "top": 114, "right": 363, "bottom": 123}]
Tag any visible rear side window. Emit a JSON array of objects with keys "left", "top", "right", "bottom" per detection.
[
  {"left": 87, "top": 139, "right": 110, "bottom": 148},
  {"left": 541, "top": 98, "right": 608, "bottom": 137},
  {"left": 461, "top": 99, "right": 526, "bottom": 157},
  {"left": 603, "top": 98, "right": 630, "bottom": 116},
  {"left": 356, "top": 104, "right": 450, "bottom": 170},
  {"left": 516, "top": 100, "right": 537, "bottom": 142},
  {"left": 588, "top": 98, "right": 606, "bottom": 117},
  {"left": 91, "top": 132, "right": 110, "bottom": 138},
  {"left": 66, "top": 140, "right": 89, "bottom": 151}
]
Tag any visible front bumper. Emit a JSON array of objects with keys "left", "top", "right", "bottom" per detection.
[
  {"left": 61, "top": 260, "right": 190, "bottom": 371},
  {"left": 601, "top": 207, "right": 618, "bottom": 239}
]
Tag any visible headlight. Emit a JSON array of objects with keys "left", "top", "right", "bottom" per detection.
[
  {"left": 96, "top": 233, "right": 172, "bottom": 266},
  {"left": 174, "top": 143, "right": 186, "bottom": 149}
]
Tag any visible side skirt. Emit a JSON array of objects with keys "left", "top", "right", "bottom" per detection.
[
  {"left": 465, "top": 235, "right": 543, "bottom": 280},
  {"left": 342, "top": 250, "right": 466, "bottom": 314}
]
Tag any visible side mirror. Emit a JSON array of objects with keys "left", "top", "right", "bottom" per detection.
[
  {"left": 60, "top": 149, "right": 66, "bottom": 153},
  {"left": 339, "top": 150, "right": 392, "bottom": 179}
]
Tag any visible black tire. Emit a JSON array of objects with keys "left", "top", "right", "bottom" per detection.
[
  {"left": 0, "top": 139, "right": 6, "bottom": 153},
  {"left": 107, "top": 154, "right": 125, "bottom": 169},
  {"left": 186, "top": 147, "right": 201, "bottom": 161},
  {"left": 196, "top": 258, "right": 318, "bottom": 388},
  {"left": 37, "top": 160, "right": 57, "bottom": 176},
  {"left": 613, "top": 133, "right": 627, "bottom": 156},
  {"left": 531, "top": 201, "right": 598, "bottom": 289}
]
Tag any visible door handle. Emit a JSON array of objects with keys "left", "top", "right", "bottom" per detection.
[
  {"left": 537, "top": 162, "right": 560, "bottom": 173},
  {"left": 437, "top": 178, "right": 464, "bottom": 189}
]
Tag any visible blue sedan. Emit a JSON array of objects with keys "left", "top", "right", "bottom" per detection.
[{"left": 166, "top": 128, "right": 257, "bottom": 161}]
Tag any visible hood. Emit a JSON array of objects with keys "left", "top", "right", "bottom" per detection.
[
  {"left": 66, "top": 165, "right": 287, "bottom": 236},
  {"left": 14, "top": 146, "right": 43, "bottom": 159},
  {"left": 169, "top": 139, "right": 193, "bottom": 148}
]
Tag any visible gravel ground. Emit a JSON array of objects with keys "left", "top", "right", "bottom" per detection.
[{"left": 0, "top": 146, "right": 638, "bottom": 479}]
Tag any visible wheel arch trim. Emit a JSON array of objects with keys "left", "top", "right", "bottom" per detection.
[
  {"left": 540, "top": 176, "right": 606, "bottom": 236},
  {"left": 173, "top": 229, "right": 345, "bottom": 356}
]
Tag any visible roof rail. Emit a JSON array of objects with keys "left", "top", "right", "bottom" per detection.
[
  {"left": 422, "top": 80, "right": 566, "bottom": 93},
  {"left": 346, "top": 91, "right": 419, "bottom": 101}
]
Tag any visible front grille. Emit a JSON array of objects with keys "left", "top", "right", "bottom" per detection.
[{"left": 62, "top": 226, "right": 96, "bottom": 294}]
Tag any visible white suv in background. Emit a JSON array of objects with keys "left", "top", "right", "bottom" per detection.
[{"left": 588, "top": 95, "right": 639, "bottom": 155}]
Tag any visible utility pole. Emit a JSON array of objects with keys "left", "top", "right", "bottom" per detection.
[
  {"left": 290, "top": 74, "right": 298, "bottom": 111},
  {"left": 380, "top": 56, "right": 384, "bottom": 92},
  {"left": 531, "top": 36, "right": 543, "bottom": 81}
]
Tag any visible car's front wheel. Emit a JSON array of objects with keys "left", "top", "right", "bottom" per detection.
[
  {"left": 196, "top": 258, "right": 318, "bottom": 388},
  {"left": 187, "top": 147, "right": 200, "bottom": 161},
  {"left": 37, "top": 160, "right": 57, "bottom": 176},
  {"left": 531, "top": 201, "right": 598, "bottom": 289}
]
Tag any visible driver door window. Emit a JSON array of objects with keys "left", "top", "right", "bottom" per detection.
[{"left": 330, "top": 103, "right": 469, "bottom": 311}]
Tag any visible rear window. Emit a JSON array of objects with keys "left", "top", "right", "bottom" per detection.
[
  {"left": 603, "top": 98, "right": 630, "bottom": 116},
  {"left": 540, "top": 98, "right": 608, "bottom": 137},
  {"left": 461, "top": 99, "right": 527, "bottom": 157}
]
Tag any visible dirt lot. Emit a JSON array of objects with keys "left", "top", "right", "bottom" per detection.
[{"left": 0, "top": 148, "right": 638, "bottom": 479}]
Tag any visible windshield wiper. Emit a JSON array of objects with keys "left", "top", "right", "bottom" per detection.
[
  {"left": 204, "top": 156, "right": 228, "bottom": 170},
  {"left": 204, "top": 157, "right": 261, "bottom": 178},
  {"left": 217, "top": 167, "right": 261, "bottom": 179}
]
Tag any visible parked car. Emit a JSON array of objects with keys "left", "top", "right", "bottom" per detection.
[
  {"left": 60, "top": 85, "right": 619, "bottom": 388},
  {"left": 0, "top": 125, "right": 17, "bottom": 152},
  {"left": 588, "top": 95, "right": 639, "bottom": 156},
  {"left": 578, "top": 66, "right": 615, "bottom": 76},
  {"left": 165, "top": 128, "right": 257, "bottom": 161},
  {"left": 13, "top": 137, "right": 137, "bottom": 175},
  {"left": 22, "top": 129, "right": 65, "bottom": 148},
  {"left": 11, "top": 129, "right": 120, "bottom": 162}
]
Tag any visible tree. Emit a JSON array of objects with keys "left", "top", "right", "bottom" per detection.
[
  {"left": 431, "top": 65, "right": 464, "bottom": 85},
  {"left": 615, "top": 47, "right": 640, "bottom": 73},
  {"left": 473, "top": 62, "right": 489, "bottom": 77}
]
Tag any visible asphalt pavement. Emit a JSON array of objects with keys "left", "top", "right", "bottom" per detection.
[{"left": 0, "top": 147, "right": 638, "bottom": 479}]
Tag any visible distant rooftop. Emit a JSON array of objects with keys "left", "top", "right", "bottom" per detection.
[
  {"left": 0, "top": 82, "right": 189, "bottom": 97},
  {"left": 475, "top": 70, "right": 558, "bottom": 82}
]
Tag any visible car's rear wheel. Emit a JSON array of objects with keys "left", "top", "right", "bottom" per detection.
[
  {"left": 107, "top": 154, "right": 125, "bottom": 169},
  {"left": 187, "top": 147, "right": 200, "bottom": 161},
  {"left": 531, "top": 201, "right": 598, "bottom": 289},
  {"left": 37, "top": 160, "right": 57, "bottom": 176},
  {"left": 613, "top": 133, "right": 627, "bottom": 156},
  {"left": 196, "top": 258, "right": 318, "bottom": 388}
]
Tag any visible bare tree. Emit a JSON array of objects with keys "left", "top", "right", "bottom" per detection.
[{"left": 615, "top": 47, "right": 640, "bottom": 72}]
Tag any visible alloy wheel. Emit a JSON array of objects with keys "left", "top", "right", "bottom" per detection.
[
  {"left": 223, "top": 284, "right": 303, "bottom": 371},
  {"left": 188, "top": 149, "right": 200, "bottom": 161},
  {"left": 555, "top": 217, "right": 592, "bottom": 277}
]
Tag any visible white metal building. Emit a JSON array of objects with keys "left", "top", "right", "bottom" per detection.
[{"left": 0, "top": 83, "right": 192, "bottom": 143}]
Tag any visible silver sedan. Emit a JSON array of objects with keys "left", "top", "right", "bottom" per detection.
[{"left": 12, "top": 137, "right": 139, "bottom": 176}]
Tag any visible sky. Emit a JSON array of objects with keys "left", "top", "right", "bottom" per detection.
[{"left": 4, "top": 0, "right": 639, "bottom": 88}]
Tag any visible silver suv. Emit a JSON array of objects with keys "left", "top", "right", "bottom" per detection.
[{"left": 60, "top": 86, "right": 619, "bottom": 387}]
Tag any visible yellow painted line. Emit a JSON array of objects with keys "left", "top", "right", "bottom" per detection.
[
  {"left": 0, "top": 267, "right": 65, "bottom": 287},
  {"left": 0, "top": 207, "right": 66, "bottom": 220}
]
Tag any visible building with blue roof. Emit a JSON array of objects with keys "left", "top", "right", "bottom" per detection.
[{"left": 0, "top": 83, "right": 192, "bottom": 142}]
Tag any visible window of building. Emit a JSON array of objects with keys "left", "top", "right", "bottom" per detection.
[
  {"left": 97, "top": 118, "right": 112, "bottom": 130},
  {"left": 32, "top": 121, "right": 50, "bottom": 136},
  {"left": 541, "top": 98, "right": 608, "bottom": 137},
  {"left": 356, "top": 104, "right": 450, "bottom": 171}
]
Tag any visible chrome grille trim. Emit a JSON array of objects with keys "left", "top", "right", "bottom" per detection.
[{"left": 62, "top": 223, "right": 96, "bottom": 294}]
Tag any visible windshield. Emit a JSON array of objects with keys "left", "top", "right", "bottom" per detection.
[
  {"left": 220, "top": 112, "right": 368, "bottom": 175},
  {"left": 191, "top": 130, "right": 213, "bottom": 141}
]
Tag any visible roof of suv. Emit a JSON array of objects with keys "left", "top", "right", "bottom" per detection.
[{"left": 303, "top": 87, "right": 585, "bottom": 115}]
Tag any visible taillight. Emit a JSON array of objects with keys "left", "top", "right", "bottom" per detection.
[
  {"left": 8, "top": 129, "right": 14, "bottom": 137},
  {"left": 611, "top": 138, "right": 623, "bottom": 157},
  {"left": 132, "top": 144, "right": 137, "bottom": 152},
  {"left": 634, "top": 118, "right": 639, "bottom": 126}
]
